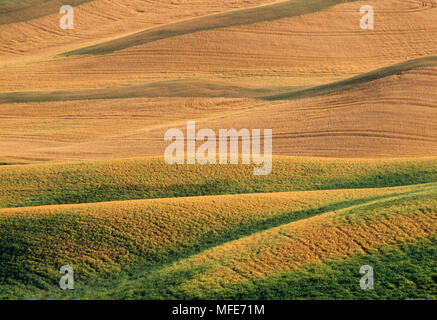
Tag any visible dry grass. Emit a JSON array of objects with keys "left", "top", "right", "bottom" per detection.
[
  {"left": 1, "top": 0, "right": 436, "bottom": 91},
  {"left": 0, "top": 0, "right": 435, "bottom": 162},
  {"left": 0, "top": 97, "right": 257, "bottom": 161},
  {"left": 195, "top": 64, "right": 437, "bottom": 158},
  {"left": 0, "top": 61, "right": 436, "bottom": 160},
  {"left": 0, "top": 0, "right": 284, "bottom": 62}
]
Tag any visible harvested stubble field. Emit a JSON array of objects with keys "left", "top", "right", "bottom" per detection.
[{"left": 0, "top": 0, "right": 436, "bottom": 300}]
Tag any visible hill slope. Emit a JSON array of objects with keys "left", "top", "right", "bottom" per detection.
[
  {"left": 1, "top": 57, "right": 437, "bottom": 160},
  {"left": 2, "top": 0, "right": 436, "bottom": 91},
  {"left": 1, "top": 181, "right": 435, "bottom": 299},
  {"left": 2, "top": 156, "right": 437, "bottom": 208},
  {"left": 1, "top": 0, "right": 436, "bottom": 301}
]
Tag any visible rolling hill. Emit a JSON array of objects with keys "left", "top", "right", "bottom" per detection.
[
  {"left": 1, "top": 167, "right": 436, "bottom": 298},
  {"left": 1, "top": 56, "right": 436, "bottom": 161},
  {"left": 0, "top": 0, "right": 436, "bottom": 300}
]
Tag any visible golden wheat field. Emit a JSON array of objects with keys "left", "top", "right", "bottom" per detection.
[{"left": 0, "top": 0, "right": 436, "bottom": 302}]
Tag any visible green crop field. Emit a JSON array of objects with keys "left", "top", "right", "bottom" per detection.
[
  {"left": 2, "top": 156, "right": 437, "bottom": 209},
  {"left": 0, "top": 157, "right": 436, "bottom": 299}
]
